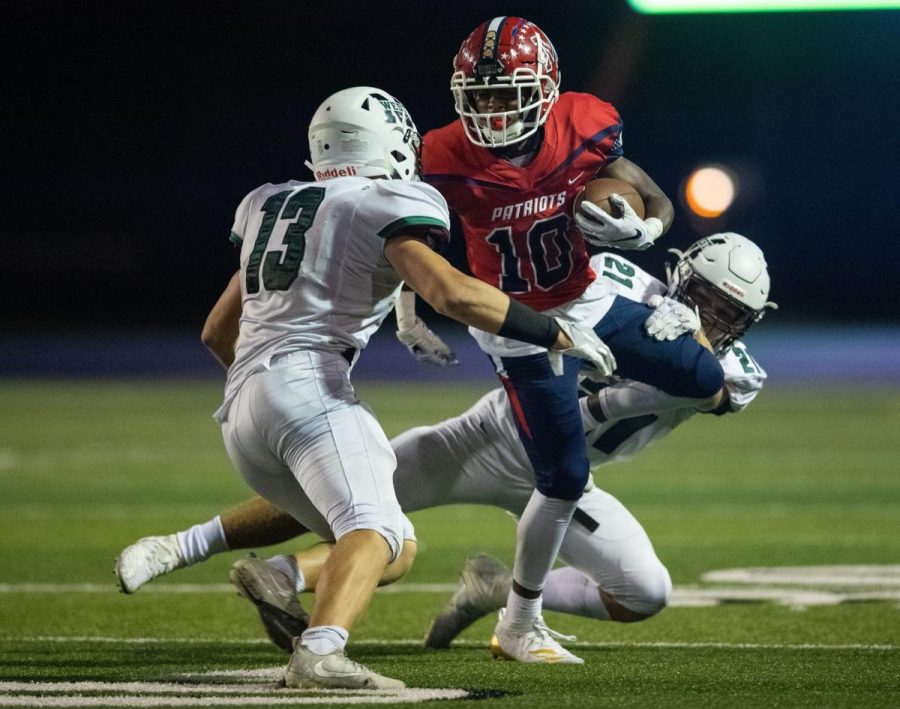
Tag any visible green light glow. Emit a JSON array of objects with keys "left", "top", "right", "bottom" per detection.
[{"left": 629, "top": 0, "right": 900, "bottom": 12}]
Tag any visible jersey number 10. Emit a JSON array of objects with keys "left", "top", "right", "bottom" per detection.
[{"left": 486, "top": 214, "right": 573, "bottom": 292}]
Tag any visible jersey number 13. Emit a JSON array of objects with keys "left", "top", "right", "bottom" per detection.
[{"left": 245, "top": 187, "right": 326, "bottom": 294}]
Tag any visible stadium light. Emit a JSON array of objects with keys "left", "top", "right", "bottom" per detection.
[
  {"left": 684, "top": 165, "right": 736, "bottom": 218},
  {"left": 629, "top": 0, "right": 900, "bottom": 12}
]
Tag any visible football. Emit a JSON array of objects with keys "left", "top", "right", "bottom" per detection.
[{"left": 574, "top": 177, "right": 645, "bottom": 220}]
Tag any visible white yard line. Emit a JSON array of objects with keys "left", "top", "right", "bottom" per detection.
[
  {"left": 0, "top": 683, "right": 469, "bottom": 707},
  {"left": 703, "top": 565, "right": 900, "bottom": 587},
  {"left": 0, "top": 682, "right": 463, "bottom": 697}
]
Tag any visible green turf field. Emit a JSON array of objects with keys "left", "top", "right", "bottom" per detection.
[{"left": 1, "top": 379, "right": 898, "bottom": 707}]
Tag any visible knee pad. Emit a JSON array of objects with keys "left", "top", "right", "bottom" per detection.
[
  {"left": 400, "top": 513, "right": 416, "bottom": 542},
  {"left": 616, "top": 562, "right": 672, "bottom": 617},
  {"left": 329, "top": 502, "right": 406, "bottom": 562}
]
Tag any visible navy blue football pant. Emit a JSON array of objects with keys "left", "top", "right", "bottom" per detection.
[{"left": 501, "top": 296, "right": 724, "bottom": 500}]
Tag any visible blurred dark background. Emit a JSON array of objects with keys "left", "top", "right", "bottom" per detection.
[{"left": 3, "top": 1, "right": 899, "bottom": 340}]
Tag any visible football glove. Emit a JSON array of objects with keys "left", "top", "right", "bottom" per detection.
[
  {"left": 396, "top": 319, "right": 459, "bottom": 366},
  {"left": 575, "top": 194, "right": 663, "bottom": 251},
  {"left": 644, "top": 294, "right": 701, "bottom": 341},
  {"left": 550, "top": 318, "right": 617, "bottom": 377}
]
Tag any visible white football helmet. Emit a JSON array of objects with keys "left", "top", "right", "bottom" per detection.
[
  {"left": 667, "top": 233, "right": 777, "bottom": 353},
  {"left": 306, "top": 86, "right": 421, "bottom": 181}
]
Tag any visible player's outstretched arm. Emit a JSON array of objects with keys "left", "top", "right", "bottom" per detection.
[
  {"left": 583, "top": 330, "right": 762, "bottom": 424},
  {"left": 201, "top": 270, "right": 242, "bottom": 369},
  {"left": 384, "top": 234, "right": 616, "bottom": 375}
]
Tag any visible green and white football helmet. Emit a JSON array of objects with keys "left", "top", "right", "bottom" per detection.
[
  {"left": 306, "top": 86, "right": 421, "bottom": 182},
  {"left": 668, "top": 233, "right": 777, "bottom": 353}
]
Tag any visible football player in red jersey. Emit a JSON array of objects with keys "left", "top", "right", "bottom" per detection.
[{"left": 422, "top": 17, "right": 726, "bottom": 664}]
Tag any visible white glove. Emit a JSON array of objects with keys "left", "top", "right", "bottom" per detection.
[
  {"left": 550, "top": 318, "right": 617, "bottom": 377},
  {"left": 574, "top": 194, "right": 663, "bottom": 251},
  {"left": 396, "top": 319, "right": 459, "bottom": 366},
  {"left": 644, "top": 294, "right": 701, "bottom": 341}
]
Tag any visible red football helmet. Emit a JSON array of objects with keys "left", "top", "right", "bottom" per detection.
[{"left": 451, "top": 17, "right": 560, "bottom": 148}]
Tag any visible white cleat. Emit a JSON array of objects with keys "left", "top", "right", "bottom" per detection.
[
  {"left": 114, "top": 535, "right": 185, "bottom": 594},
  {"left": 284, "top": 640, "right": 405, "bottom": 690},
  {"left": 490, "top": 610, "right": 584, "bottom": 664},
  {"left": 229, "top": 555, "right": 309, "bottom": 653},
  {"left": 424, "top": 555, "right": 511, "bottom": 649}
]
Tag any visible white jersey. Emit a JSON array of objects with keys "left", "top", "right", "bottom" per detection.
[
  {"left": 410, "top": 253, "right": 768, "bottom": 490},
  {"left": 218, "top": 177, "right": 449, "bottom": 420},
  {"left": 392, "top": 332, "right": 765, "bottom": 512},
  {"left": 589, "top": 251, "right": 667, "bottom": 305}
]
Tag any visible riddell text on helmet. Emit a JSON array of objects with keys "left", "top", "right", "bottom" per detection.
[{"left": 315, "top": 166, "right": 359, "bottom": 180}]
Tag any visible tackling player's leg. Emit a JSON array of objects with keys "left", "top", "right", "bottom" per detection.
[
  {"left": 425, "top": 555, "right": 511, "bottom": 649},
  {"left": 115, "top": 534, "right": 187, "bottom": 594},
  {"left": 425, "top": 486, "right": 670, "bottom": 649},
  {"left": 233, "top": 536, "right": 417, "bottom": 653},
  {"left": 114, "top": 496, "right": 299, "bottom": 594}
]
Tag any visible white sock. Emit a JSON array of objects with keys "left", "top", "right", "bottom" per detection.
[
  {"left": 175, "top": 516, "right": 229, "bottom": 565},
  {"left": 301, "top": 625, "right": 349, "bottom": 655},
  {"left": 503, "top": 490, "right": 578, "bottom": 631},
  {"left": 503, "top": 591, "right": 543, "bottom": 632},
  {"left": 542, "top": 567, "right": 611, "bottom": 621},
  {"left": 513, "top": 490, "right": 578, "bottom": 591},
  {"left": 266, "top": 554, "right": 306, "bottom": 593}
]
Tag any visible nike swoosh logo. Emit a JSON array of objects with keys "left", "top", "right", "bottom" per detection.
[
  {"left": 567, "top": 171, "right": 585, "bottom": 185},
  {"left": 313, "top": 660, "right": 361, "bottom": 679}
]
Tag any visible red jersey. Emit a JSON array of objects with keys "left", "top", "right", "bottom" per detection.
[{"left": 424, "top": 92, "right": 624, "bottom": 311}]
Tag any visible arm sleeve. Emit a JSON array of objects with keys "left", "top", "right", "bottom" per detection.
[
  {"left": 587, "top": 344, "right": 766, "bottom": 424},
  {"left": 593, "top": 380, "right": 704, "bottom": 423}
]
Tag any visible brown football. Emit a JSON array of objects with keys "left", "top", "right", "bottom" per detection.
[{"left": 573, "top": 177, "right": 645, "bottom": 220}]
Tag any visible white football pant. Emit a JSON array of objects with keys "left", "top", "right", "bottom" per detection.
[
  {"left": 220, "top": 349, "right": 411, "bottom": 561},
  {"left": 391, "top": 412, "right": 670, "bottom": 616}
]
